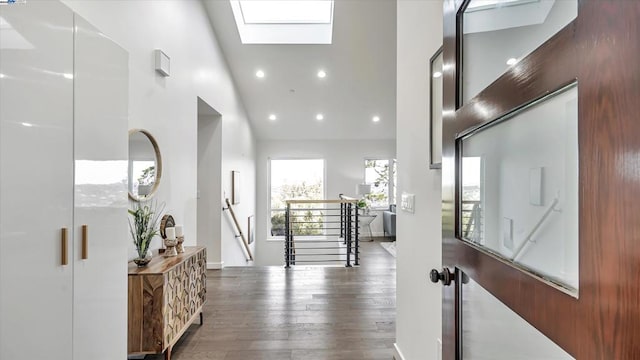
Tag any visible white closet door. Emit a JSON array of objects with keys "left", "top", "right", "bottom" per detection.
[
  {"left": 0, "top": 2, "right": 74, "bottom": 359},
  {"left": 72, "top": 14, "right": 129, "bottom": 360}
]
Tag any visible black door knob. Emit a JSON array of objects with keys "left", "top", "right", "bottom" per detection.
[{"left": 430, "top": 268, "right": 454, "bottom": 286}]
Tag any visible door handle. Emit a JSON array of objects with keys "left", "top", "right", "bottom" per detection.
[
  {"left": 430, "top": 268, "right": 454, "bottom": 286},
  {"left": 81, "top": 225, "right": 88, "bottom": 260},
  {"left": 61, "top": 227, "right": 68, "bottom": 266}
]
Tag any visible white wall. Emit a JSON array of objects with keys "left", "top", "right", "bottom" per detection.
[
  {"left": 396, "top": 1, "right": 443, "bottom": 359},
  {"left": 197, "top": 107, "right": 223, "bottom": 269},
  {"left": 255, "top": 139, "right": 396, "bottom": 266},
  {"left": 62, "top": 0, "right": 257, "bottom": 266}
]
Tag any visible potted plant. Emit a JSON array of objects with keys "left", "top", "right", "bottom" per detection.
[
  {"left": 357, "top": 198, "right": 370, "bottom": 214},
  {"left": 128, "top": 201, "right": 164, "bottom": 266},
  {"left": 270, "top": 213, "right": 286, "bottom": 236}
]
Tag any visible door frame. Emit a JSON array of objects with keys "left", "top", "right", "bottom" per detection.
[{"left": 441, "top": 0, "right": 640, "bottom": 358}]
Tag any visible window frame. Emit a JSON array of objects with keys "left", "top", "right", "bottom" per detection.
[
  {"left": 363, "top": 158, "right": 397, "bottom": 210},
  {"left": 267, "top": 157, "right": 326, "bottom": 240}
]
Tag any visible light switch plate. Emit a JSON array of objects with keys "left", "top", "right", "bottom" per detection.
[{"left": 401, "top": 192, "right": 415, "bottom": 213}]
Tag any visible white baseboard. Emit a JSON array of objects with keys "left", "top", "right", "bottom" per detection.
[
  {"left": 207, "top": 261, "right": 224, "bottom": 269},
  {"left": 393, "top": 343, "right": 406, "bottom": 360}
]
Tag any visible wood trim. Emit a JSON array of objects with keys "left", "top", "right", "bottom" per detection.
[
  {"left": 128, "top": 128, "right": 163, "bottom": 202},
  {"left": 224, "top": 198, "right": 254, "bottom": 261},
  {"left": 443, "top": 0, "right": 640, "bottom": 358}
]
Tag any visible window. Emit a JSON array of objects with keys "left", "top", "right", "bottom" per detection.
[
  {"left": 364, "top": 159, "right": 397, "bottom": 208},
  {"left": 269, "top": 159, "right": 324, "bottom": 237}
]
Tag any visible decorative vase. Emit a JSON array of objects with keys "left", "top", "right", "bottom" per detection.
[
  {"left": 176, "top": 236, "right": 185, "bottom": 253},
  {"left": 134, "top": 250, "right": 152, "bottom": 267},
  {"left": 164, "top": 238, "right": 178, "bottom": 257}
]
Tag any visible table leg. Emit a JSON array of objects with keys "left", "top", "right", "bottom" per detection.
[{"left": 368, "top": 224, "right": 374, "bottom": 242}]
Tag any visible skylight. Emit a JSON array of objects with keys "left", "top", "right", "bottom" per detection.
[
  {"left": 239, "top": 1, "right": 332, "bottom": 24},
  {"left": 230, "top": 0, "right": 334, "bottom": 44},
  {"left": 466, "top": 0, "right": 539, "bottom": 13}
]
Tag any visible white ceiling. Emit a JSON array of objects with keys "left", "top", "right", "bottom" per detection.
[{"left": 203, "top": 0, "right": 397, "bottom": 141}]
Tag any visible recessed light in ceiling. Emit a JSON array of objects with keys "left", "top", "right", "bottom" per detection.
[
  {"left": 432, "top": 71, "right": 442, "bottom": 78},
  {"left": 63, "top": 73, "right": 73, "bottom": 80},
  {"left": 506, "top": 58, "right": 518, "bottom": 66},
  {"left": 0, "top": 73, "right": 5, "bottom": 78},
  {"left": 372, "top": 116, "right": 380, "bottom": 123},
  {"left": 256, "top": 70, "right": 265, "bottom": 78},
  {"left": 21, "top": 122, "right": 34, "bottom": 127},
  {"left": 317, "top": 70, "right": 326, "bottom": 78},
  {"left": 268, "top": 114, "right": 277, "bottom": 121},
  {"left": 316, "top": 114, "right": 324, "bottom": 121}
]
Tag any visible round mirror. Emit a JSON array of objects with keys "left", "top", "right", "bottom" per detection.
[{"left": 128, "top": 129, "right": 162, "bottom": 202}]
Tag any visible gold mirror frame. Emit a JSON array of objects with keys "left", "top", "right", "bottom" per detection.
[{"left": 128, "top": 129, "right": 163, "bottom": 202}]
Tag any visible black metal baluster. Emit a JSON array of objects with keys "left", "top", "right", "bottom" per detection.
[
  {"left": 285, "top": 204, "right": 290, "bottom": 268},
  {"left": 355, "top": 204, "right": 359, "bottom": 266},
  {"left": 346, "top": 203, "right": 352, "bottom": 267}
]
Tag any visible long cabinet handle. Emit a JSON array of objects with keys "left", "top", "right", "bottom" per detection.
[
  {"left": 82, "top": 225, "right": 88, "bottom": 260},
  {"left": 61, "top": 227, "right": 68, "bottom": 266}
]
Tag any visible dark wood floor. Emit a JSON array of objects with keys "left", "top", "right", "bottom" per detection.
[{"left": 146, "top": 240, "right": 396, "bottom": 360}]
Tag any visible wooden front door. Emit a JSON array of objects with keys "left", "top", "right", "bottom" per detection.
[{"left": 437, "top": 1, "right": 640, "bottom": 359}]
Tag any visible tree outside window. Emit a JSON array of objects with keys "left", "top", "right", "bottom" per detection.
[
  {"left": 364, "top": 159, "right": 396, "bottom": 208},
  {"left": 270, "top": 159, "right": 324, "bottom": 237}
]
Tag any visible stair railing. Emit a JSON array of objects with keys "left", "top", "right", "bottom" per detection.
[
  {"left": 284, "top": 198, "right": 359, "bottom": 268},
  {"left": 222, "top": 198, "right": 253, "bottom": 261}
]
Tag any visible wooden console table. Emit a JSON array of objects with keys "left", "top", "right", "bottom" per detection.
[{"left": 128, "top": 246, "right": 207, "bottom": 360}]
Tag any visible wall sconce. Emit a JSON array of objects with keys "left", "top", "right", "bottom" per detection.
[{"left": 154, "top": 49, "right": 170, "bottom": 77}]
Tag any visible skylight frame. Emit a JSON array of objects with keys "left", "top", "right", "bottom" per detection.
[
  {"left": 229, "top": 0, "right": 335, "bottom": 45},
  {"left": 465, "top": 0, "right": 540, "bottom": 13},
  {"left": 238, "top": 0, "right": 334, "bottom": 25}
]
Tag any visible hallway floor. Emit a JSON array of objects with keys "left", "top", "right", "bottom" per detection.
[{"left": 146, "top": 240, "right": 396, "bottom": 360}]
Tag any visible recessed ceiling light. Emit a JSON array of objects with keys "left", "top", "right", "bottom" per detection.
[
  {"left": 433, "top": 71, "right": 442, "bottom": 78},
  {"left": 372, "top": 116, "right": 380, "bottom": 122},
  {"left": 21, "top": 122, "right": 34, "bottom": 127},
  {"left": 256, "top": 70, "right": 265, "bottom": 78},
  {"left": 317, "top": 70, "right": 326, "bottom": 78},
  {"left": 0, "top": 73, "right": 5, "bottom": 79},
  {"left": 506, "top": 58, "right": 518, "bottom": 66},
  {"left": 316, "top": 113, "right": 324, "bottom": 121},
  {"left": 268, "top": 114, "right": 277, "bottom": 121},
  {"left": 63, "top": 73, "right": 73, "bottom": 79}
]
